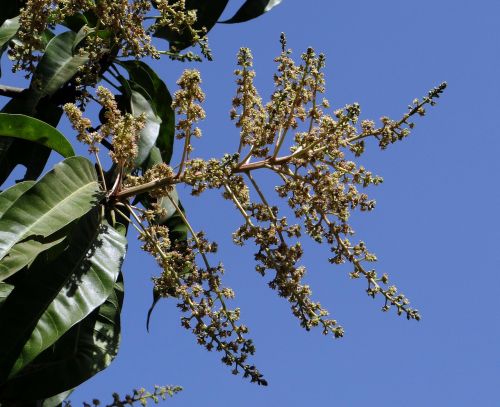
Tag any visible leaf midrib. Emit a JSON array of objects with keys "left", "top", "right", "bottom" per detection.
[
  {"left": 0, "top": 180, "right": 99, "bottom": 260},
  {"left": 3, "top": 216, "right": 103, "bottom": 373},
  {"left": 40, "top": 51, "right": 88, "bottom": 98}
]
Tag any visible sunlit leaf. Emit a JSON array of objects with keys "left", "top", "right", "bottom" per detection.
[
  {"left": 0, "top": 16, "right": 19, "bottom": 49},
  {"left": 130, "top": 90, "right": 161, "bottom": 167},
  {"left": 0, "top": 156, "right": 102, "bottom": 261},
  {"left": 0, "top": 113, "right": 75, "bottom": 158},
  {"left": 29, "top": 31, "right": 89, "bottom": 104},
  {"left": 0, "top": 181, "right": 34, "bottom": 217}
]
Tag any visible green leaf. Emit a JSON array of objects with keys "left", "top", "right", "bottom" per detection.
[
  {"left": 29, "top": 31, "right": 89, "bottom": 105},
  {"left": 220, "top": 0, "right": 282, "bottom": 23},
  {"left": 0, "top": 137, "right": 52, "bottom": 186},
  {"left": 109, "top": 71, "right": 162, "bottom": 168},
  {"left": 130, "top": 90, "right": 161, "bottom": 167},
  {"left": 0, "top": 225, "right": 69, "bottom": 283},
  {"left": 146, "top": 288, "right": 161, "bottom": 332},
  {"left": 0, "top": 113, "right": 75, "bottom": 158},
  {"left": 0, "top": 181, "right": 34, "bottom": 217},
  {"left": 42, "top": 389, "right": 74, "bottom": 407},
  {"left": 40, "top": 28, "right": 56, "bottom": 49},
  {"left": 118, "top": 61, "right": 175, "bottom": 164},
  {"left": 164, "top": 204, "right": 189, "bottom": 243},
  {"left": 0, "top": 211, "right": 127, "bottom": 382},
  {"left": 153, "top": 0, "right": 229, "bottom": 51},
  {"left": 0, "top": 16, "right": 19, "bottom": 49},
  {"left": 62, "top": 13, "right": 89, "bottom": 32},
  {"left": 0, "top": 86, "right": 64, "bottom": 186},
  {"left": 0, "top": 156, "right": 103, "bottom": 261},
  {"left": 0, "top": 282, "right": 13, "bottom": 309},
  {"left": 0, "top": 274, "right": 124, "bottom": 402}
]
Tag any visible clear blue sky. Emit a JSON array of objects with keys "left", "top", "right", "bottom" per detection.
[{"left": 7, "top": 0, "right": 498, "bottom": 405}]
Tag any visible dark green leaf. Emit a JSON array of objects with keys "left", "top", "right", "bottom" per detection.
[
  {"left": 0, "top": 211, "right": 127, "bottom": 382},
  {"left": 73, "top": 26, "right": 112, "bottom": 53},
  {"left": 0, "top": 181, "right": 34, "bottom": 217},
  {"left": 0, "top": 282, "right": 13, "bottom": 309},
  {"left": 0, "top": 89, "right": 64, "bottom": 186},
  {"left": 42, "top": 389, "right": 74, "bottom": 407},
  {"left": 0, "top": 274, "right": 124, "bottom": 402},
  {"left": 117, "top": 61, "right": 175, "bottom": 164},
  {"left": 146, "top": 288, "right": 161, "bottom": 332},
  {"left": 0, "top": 113, "right": 75, "bottom": 158},
  {"left": 40, "top": 29, "right": 56, "bottom": 49},
  {"left": 0, "top": 16, "right": 19, "bottom": 49},
  {"left": 0, "top": 137, "right": 52, "bottom": 186},
  {"left": 0, "top": 225, "right": 70, "bottom": 283},
  {"left": 29, "top": 31, "right": 89, "bottom": 105},
  {"left": 0, "top": 156, "right": 103, "bottom": 261},
  {"left": 164, "top": 205, "right": 189, "bottom": 243},
  {"left": 130, "top": 90, "right": 161, "bottom": 167},
  {"left": 62, "top": 13, "right": 89, "bottom": 33},
  {"left": 153, "top": 0, "right": 229, "bottom": 51},
  {"left": 220, "top": 0, "right": 282, "bottom": 24}
]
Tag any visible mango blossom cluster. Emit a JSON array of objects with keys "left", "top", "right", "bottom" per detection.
[{"left": 65, "top": 37, "right": 446, "bottom": 384}]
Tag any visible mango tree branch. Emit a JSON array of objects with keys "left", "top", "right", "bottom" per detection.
[{"left": 114, "top": 152, "right": 295, "bottom": 200}]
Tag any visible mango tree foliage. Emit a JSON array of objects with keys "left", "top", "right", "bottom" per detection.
[{"left": 0, "top": 1, "right": 445, "bottom": 406}]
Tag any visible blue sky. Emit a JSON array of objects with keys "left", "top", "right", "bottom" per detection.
[{"left": 4, "top": 0, "right": 499, "bottom": 405}]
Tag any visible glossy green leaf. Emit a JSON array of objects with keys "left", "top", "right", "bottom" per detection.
[
  {"left": 0, "top": 113, "right": 75, "bottom": 158},
  {"left": 0, "top": 226, "right": 69, "bottom": 283},
  {"left": 130, "top": 90, "right": 161, "bottom": 167},
  {"left": 109, "top": 71, "right": 162, "bottom": 168},
  {"left": 0, "top": 212, "right": 127, "bottom": 382},
  {"left": 30, "top": 31, "right": 89, "bottom": 104},
  {"left": 0, "top": 275, "right": 124, "bottom": 402},
  {"left": 42, "top": 389, "right": 74, "bottom": 407},
  {"left": 0, "top": 16, "right": 19, "bottom": 49},
  {"left": 0, "top": 14, "right": 18, "bottom": 78},
  {"left": 62, "top": 13, "right": 89, "bottom": 33},
  {"left": 0, "top": 156, "right": 103, "bottom": 261},
  {"left": 0, "top": 82, "right": 64, "bottom": 186},
  {"left": 0, "top": 278, "right": 123, "bottom": 402},
  {"left": 40, "top": 28, "right": 56, "bottom": 49},
  {"left": 0, "top": 181, "right": 34, "bottom": 217},
  {"left": 153, "top": 0, "right": 229, "bottom": 51},
  {"left": 118, "top": 61, "right": 175, "bottom": 164},
  {"left": 220, "top": 0, "right": 282, "bottom": 23}
]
